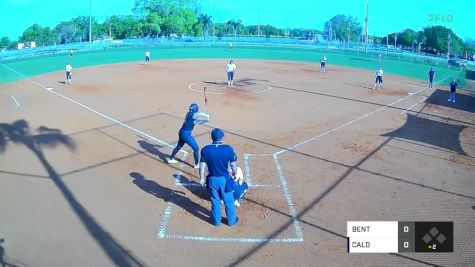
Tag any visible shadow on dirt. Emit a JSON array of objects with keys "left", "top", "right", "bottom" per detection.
[
  {"left": 383, "top": 113, "right": 468, "bottom": 156},
  {"left": 426, "top": 89, "right": 475, "bottom": 113},
  {"left": 130, "top": 172, "right": 210, "bottom": 222},
  {"left": 0, "top": 120, "right": 146, "bottom": 267}
]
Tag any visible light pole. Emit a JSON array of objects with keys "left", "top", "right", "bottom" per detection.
[
  {"left": 89, "top": 0, "right": 92, "bottom": 51},
  {"left": 257, "top": 9, "right": 260, "bottom": 38}
]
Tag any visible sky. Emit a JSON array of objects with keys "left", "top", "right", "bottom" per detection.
[{"left": 0, "top": 0, "right": 473, "bottom": 40}]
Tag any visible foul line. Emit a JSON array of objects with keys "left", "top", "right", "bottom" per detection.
[
  {"left": 11, "top": 96, "right": 20, "bottom": 107},
  {"left": 402, "top": 96, "right": 428, "bottom": 113},
  {"left": 158, "top": 154, "right": 188, "bottom": 238},
  {"left": 274, "top": 75, "right": 451, "bottom": 155},
  {"left": 1, "top": 64, "right": 187, "bottom": 154}
]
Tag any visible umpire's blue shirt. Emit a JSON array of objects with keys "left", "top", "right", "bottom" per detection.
[
  {"left": 180, "top": 112, "right": 195, "bottom": 132},
  {"left": 200, "top": 142, "right": 236, "bottom": 177}
]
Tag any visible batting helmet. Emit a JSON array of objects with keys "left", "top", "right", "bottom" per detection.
[
  {"left": 189, "top": 103, "right": 199, "bottom": 113},
  {"left": 211, "top": 128, "right": 225, "bottom": 142}
]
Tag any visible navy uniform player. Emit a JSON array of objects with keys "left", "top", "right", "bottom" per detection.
[
  {"left": 448, "top": 78, "right": 457, "bottom": 103},
  {"left": 199, "top": 128, "right": 239, "bottom": 226},
  {"left": 166, "top": 103, "right": 201, "bottom": 168},
  {"left": 428, "top": 67, "right": 435, "bottom": 88}
]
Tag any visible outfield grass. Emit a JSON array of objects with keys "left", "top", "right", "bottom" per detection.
[{"left": 0, "top": 45, "right": 465, "bottom": 87}]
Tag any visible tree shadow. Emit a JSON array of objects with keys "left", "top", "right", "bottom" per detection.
[
  {"left": 0, "top": 120, "right": 146, "bottom": 267},
  {"left": 383, "top": 113, "right": 468, "bottom": 156},
  {"left": 129, "top": 172, "right": 210, "bottom": 223},
  {"left": 426, "top": 89, "right": 475, "bottom": 113}
]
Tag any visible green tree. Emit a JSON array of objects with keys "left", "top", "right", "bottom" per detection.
[
  {"left": 133, "top": 0, "right": 199, "bottom": 18},
  {"left": 143, "top": 12, "right": 162, "bottom": 37},
  {"left": 398, "top": 29, "right": 417, "bottom": 48},
  {"left": 422, "top": 26, "right": 464, "bottom": 55},
  {"left": 0, "top": 36, "right": 11, "bottom": 49},
  {"left": 55, "top": 21, "right": 77, "bottom": 44},
  {"left": 20, "top": 24, "right": 55, "bottom": 46},
  {"left": 323, "top": 15, "right": 362, "bottom": 41}
]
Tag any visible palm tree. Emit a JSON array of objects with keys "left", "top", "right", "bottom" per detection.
[
  {"left": 198, "top": 14, "right": 212, "bottom": 40},
  {"left": 236, "top": 19, "right": 243, "bottom": 36}
]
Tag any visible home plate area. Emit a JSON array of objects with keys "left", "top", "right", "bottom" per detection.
[{"left": 158, "top": 153, "right": 303, "bottom": 243}]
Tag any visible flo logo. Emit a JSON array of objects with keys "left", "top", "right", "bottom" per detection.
[{"left": 428, "top": 14, "right": 454, "bottom": 23}]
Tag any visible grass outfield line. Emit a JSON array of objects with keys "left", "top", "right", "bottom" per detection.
[{"left": 0, "top": 46, "right": 465, "bottom": 87}]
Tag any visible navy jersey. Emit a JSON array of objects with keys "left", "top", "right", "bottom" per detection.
[
  {"left": 450, "top": 81, "right": 457, "bottom": 92},
  {"left": 180, "top": 112, "right": 196, "bottom": 132},
  {"left": 429, "top": 69, "right": 435, "bottom": 78},
  {"left": 200, "top": 143, "right": 236, "bottom": 177}
]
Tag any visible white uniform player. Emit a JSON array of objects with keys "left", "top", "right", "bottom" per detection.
[
  {"left": 65, "top": 63, "right": 72, "bottom": 84},
  {"left": 226, "top": 60, "right": 237, "bottom": 87},
  {"left": 145, "top": 51, "right": 151, "bottom": 65},
  {"left": 320, "top": 55, "right": 327, "bottom": 72},
  {"left": 373, "top": 67, "right": 384, "bottom": 91}
]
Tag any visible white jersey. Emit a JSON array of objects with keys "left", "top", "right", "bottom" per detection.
[
  {"left": 66, "top": 64, "right": 72, "bottom": 72},
  {"left": 145, "top": 51, "right": 150, "bottom": 57},
  {"left": 321, "top": 56, "right": 327, "bottom": 63},
  {"left": 376, "top": 69, "right": 383, "bottom": 77},
  {"left": 226, "top": 63, "right": 237, "bottom": 73}
]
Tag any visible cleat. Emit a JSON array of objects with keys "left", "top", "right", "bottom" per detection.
[
  {"left": 166, "top": 158, "right": 178, "bottom": 164},
  {"left": 194, "top": 164, "right": 199, "bottom": 169},
  {"left": 234, "top": 200, "right": 241, "bottom": 207}
]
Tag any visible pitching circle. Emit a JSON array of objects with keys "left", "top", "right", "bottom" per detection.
[{"left": 188, "top": 80, "right": 272, "bottom": 95}]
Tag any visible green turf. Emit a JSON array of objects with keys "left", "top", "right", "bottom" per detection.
[{"left": 0, "top": 45, "right": 466, "bottom": 88}]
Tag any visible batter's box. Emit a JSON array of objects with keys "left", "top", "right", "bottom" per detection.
[
  {"left": 243, "top": 154, "right": 281, "bottom": 187},
  {"left": 157, "top": 154, "right": 303, "bottom": 243}
]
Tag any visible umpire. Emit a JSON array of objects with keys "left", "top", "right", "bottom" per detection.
[{"left": 199, "top": 128, "right": 239, "bottom": 227}]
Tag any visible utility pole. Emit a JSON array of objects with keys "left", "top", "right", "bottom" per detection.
[
  {"left": 386, "top": 33, "right": 389, "bottom": 54},
  {"left": 364, "top": 0, "right": 368, "bottom": 53},
  {"left": 89, "top": 0, "right": 92, "bottom": 51},
  {"left": 394, "top": 33, "right": 397, "bottom": 50},
  {"left": 109, "top": 22, "right": 112, "bottom": 39},
  {"left": 257, "top": 8, "right": 260, "bottom": 37},
  {"left": 347, "top": 25, "right": 350, "bottom": 48},
  {"left": 447, "top": 34, "right": 451, "bottom": 60}
]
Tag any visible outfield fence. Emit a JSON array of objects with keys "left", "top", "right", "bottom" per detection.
[
  {"left": 0, "top": 36, "right": 453, "bottom": 66},
  {"left": 1, "top": 36, "right": 470, "bottom": 89}
]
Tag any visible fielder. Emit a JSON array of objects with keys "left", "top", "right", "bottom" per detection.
[
  {"left": 225, "top": 60, "right": 237, "bottom": 87},
  {"left": 69, "top": 49, "right": 74, "bottom": 58},
  {"left": 320, "top": 55, "right": 327, "bottom": 72},
  {"left": 65, "top": 62, "right": 73, "bottom": 85},
  {"left": 145, "top": 50, "right": 151, "bottom": 65},
  {"left": 199, "top": 128, "right": 239, "bottom": 226},
  {"left": 373, "top": 66, "right": 384, "bottom": 91},
  {"left": 428, "top": 67, "right": 435, "bottom": 88},
  {"left": 166, "top": 103, "right": 201, "bottom": 168}
]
